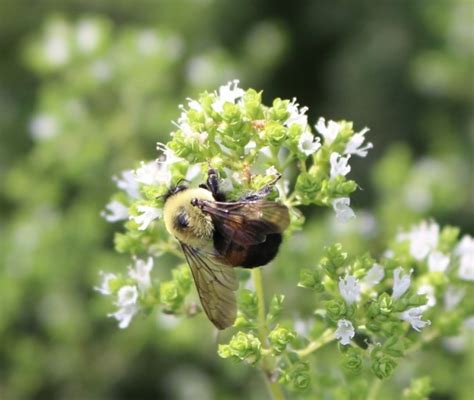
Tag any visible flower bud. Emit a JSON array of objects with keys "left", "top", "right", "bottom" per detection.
[
  {"left": 159, "top": 281, "right": 182, "bottom": 311},
  {"left": 342, "top": 348, "right": 363, "bottom": 375},
  {"left": 371, "top": 354, "right": 397, "bottom": 379},
  {"left": 218, "top": 332, "right": 261, "bottom": 364},
  {"left": 325, "top": 299, "right": 347, "bottom": 321},
  {"left": 382, "top": 336, "right": 405, "bottom": 358},
  {"left": 298, "top": 268, "right": 324, "bottom": 292},
  {"left": 269, "top": 325, "right": 296, "bottom": 354}
]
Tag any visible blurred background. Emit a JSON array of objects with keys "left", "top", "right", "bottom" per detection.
[{"left": 0, "top": 0, "right": 472, "bottom": 399}]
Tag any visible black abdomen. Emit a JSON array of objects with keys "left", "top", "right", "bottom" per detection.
[{"left": 213, "top": 231, "right": 283, "bottom": 268}]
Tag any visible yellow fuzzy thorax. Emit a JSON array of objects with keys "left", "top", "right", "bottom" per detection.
[{"left": 163, "top": 187, "right": 215, "bottom": 247}]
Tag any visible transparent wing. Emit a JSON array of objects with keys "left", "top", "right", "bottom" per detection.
[
  {"left": 180, "top": 243, "right": 238, "bottom": 330},
  {"left": 194, "top": 199, "right": 290, "bottom": 245}
]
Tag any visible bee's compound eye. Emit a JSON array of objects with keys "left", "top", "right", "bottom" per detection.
[{"left": 177, "top": 211, "right": 189, "bottom": 228}]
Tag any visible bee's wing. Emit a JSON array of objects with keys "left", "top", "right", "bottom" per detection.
[
  {"left": 196, "top": 200, "right": 290, "bottom": 245},
  {"left": 180, "top": 243, "right": 238, "bottom": 330}
]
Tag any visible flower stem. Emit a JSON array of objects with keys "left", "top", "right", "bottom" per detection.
[
  {"left": 253, "top": 268, "right": 268, "bottom": 341},
  {"left": 367, "top": 377, "right": 382, "bottom": 400},
  {"left": 252, "top": 268, "right": 286, "bottom": 400},
  {"left": 294, "top": 328, "right": 334, "bottom": 358}
]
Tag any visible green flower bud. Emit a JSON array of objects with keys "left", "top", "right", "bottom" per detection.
[
  {"left": 268, "top": 294, "right": 285, "bottom": 322},
  {"left": 263, "top": 121, "right": 287, "bottom": 146},
  {"left": 320, "top": 243, "right": 348, "bottom": 279},
  {"left": 326, "top": 299, "right": 347, "bottom": 321},
  {"left": 342, "top": 348, "right": 363, "bottom": 375},
  {"left": 238, "top": 289, "right": 259, "bottom": 319},
  {"left": 233, "top": 312, "right": 255, "bottom": 329},
  {"left": 269, "top": 98, "right": 290, "bottom": 122},
  {"left": 298, "top": 268, "right": 324, "bottom": 292},
  {"left": 160, "top": 281, "right": 183, "bottom": 311},
  {"left": 218, "top": 332, "right": 261, "bottom": 364},
  {"left": 242, "top": 89, "right": 264, "bottom": 120},
  {"left": 378, "top": 293, "right": 393, "bottom": 315},
  {"left": 371, "top": 354, "right": 397, "bottom": 379},
  {"left": 291, "top": 362, "right": 311, "bottom": 391},
  {"left": 269, "top": 325, "right": 296, "bottom": 354},
  {"left": 172, "top": 266, "right": 192, "bottom": 293},
  {"left": 402, "top": 377, "right": 433, "bottom": 400},
  {"left": 295, "top": 172, "right": 321, "bottom": 204},
  {"left": 438, "top": 226, "right": 460, "bottom": 253},
  {"left": 368, "top": 302, "right": 380, "bottom": 318},
  {"left": 382, "top": 336, "right": 405, "bottom": 358}
]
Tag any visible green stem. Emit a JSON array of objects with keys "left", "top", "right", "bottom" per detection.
[
  {"left": 253, "top": 268, "right": 268, "bottom": 341},
  {"left": 294, "top": 328, "right": 335, "bottom": 358},
  {"left": 252, "top": 268, "right": 286, "bottom": 400},
  {"left": 367, "top": 377, "right": 382, "bottom": 400}
]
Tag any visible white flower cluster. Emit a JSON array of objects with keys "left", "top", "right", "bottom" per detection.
[
  {"left": 101, "top": 145, "right": 183, "bottom": 231},
  {"left": 455, "top": 235, "right": 474, "bottom": 281},
  {"left": 334, "top": 262, "right": 431, "bottom": 346},
  {"left": 315, "top": 118, "right": 373, "bottom": 223},
  {"left": 96, "top": 257, "right": 154, "bottom": 328},
  {"left": 397, "top": 221, "right": 473, "bottom": 281}
]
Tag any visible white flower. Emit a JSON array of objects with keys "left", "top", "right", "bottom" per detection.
[
  {"left": 95, "top": 272, "right": 117, "bottom": 295},
  {"left": 284, "top": 98, "right": 308, "bottom": 128},
  {"left": 293, "top": 318, "right": 311, "bottom": 337},
  {"left": 134, "top": 160, "right": 172, "bottom": 187},
  {"left": 156, "top": 143, "right": 182, "bottom": 165},
  {"left": 116, "top": 285, "right": 139, "bottom": 307},
  {"left": 397, "top": 221, "right": 439, "bottom": 260},
  {"left": 43, "top": 24, "right": 70, "bottom": 66},
  {"left": 76, "top": 19, "right": 101, "bottom": 53},
  {"left": 109, "top": 303, "right": 139, "bottom": 329},
  {"left": 315, "top": 117, "right": 342, "bottom": 144},
  {"left": 244, "top": 140, "right": 257, "bottom": 155},
  {"left": 101, "top": 200, "right": 129, "bottom": 222},
  {"left": 444, "top": 285, "right": 465, "bottom": 311},
  {"left": 335, "top": 319, "right": 355, "bottom": 345},
  {"left": 332, "top": 197, "right": 356, "bottom": 223},
  {"left": 265, "top": 166, "right": 279, "bottom": 176},
  {"left": 400, "top": 307, "right": 431, "bottom": 332},
  {"left": 185, "top": 164, "right": 202, "bottom": 182},
  {"left": 186, "top": 98, "right": 203, "bottom": 112},
  {"left": 456, "top": 235, "right": 474, "bottom": 256},
  {"left": 113, "top": 170, "right": 140, "bottom": 200},
  {"left": 458, "top": 256, "right": 474, "bottom": 281},
  {"left": 297, "top": 130, "right": 321, "bottom": 156},
  {"left": 130, "top": 205, "right": 162, "bottom": 230},
  {"left": 428, "top": 251, "right": 450, "bottom": 273},
  {"left": 330, "top": 152, "right": 351, "bottom": 179},
  {"left": 344, "top": 127, "right": 373, "bottom": 157},
  {"left": 456, "top": 235, "right": 474, "bottom": 281},
  {"left": 90, "top": 60, "right": 112, "bottom": 82},
  {"left": 417, "top": 283, "right": 436, "bottom": 309},
  {"left": 136, "top": 30, "right": 160, "bottom": 55},
  {"left": 363, "top": 263, "right": 385, "bottom": 287},
  {"left": 29, "top": 113, "right": 59, "bottom": 140},
  {"left": 338, "top": 274, "right": 360, "bottom": 305},
  {"left": 464, "top": 316, "right": 474, "bottom": 330},
  {"left": 175, "top": 118, "right": 209, "bottom": 145},
  {"left": 392, "top": 267, "right": 413, "bottom": 300},
  {"left": 212, "top": 79, "right": 244, "bottom": 112},
  {"left": 128, "top": 257, "right": 154, "bottom": 291}
]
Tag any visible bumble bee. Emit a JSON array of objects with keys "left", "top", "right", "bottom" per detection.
[{"left": 163, "top": 169, "right": 290, "bottom": 329}]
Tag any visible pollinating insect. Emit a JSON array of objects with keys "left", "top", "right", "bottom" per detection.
[{"left": 163, "top": 168, "right": 290, "bottom": 329}]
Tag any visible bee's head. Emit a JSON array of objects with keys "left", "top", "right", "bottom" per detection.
[
  {"left": 163, "top": 179, "right": 190, "bottom": 202},
  {"left": 162, "top": 186, "right": 215, "bottom": 244}
]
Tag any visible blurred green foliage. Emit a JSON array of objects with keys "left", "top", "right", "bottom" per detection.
[{"left": 0, "top": 0, "right": 472, "bottom": 399}]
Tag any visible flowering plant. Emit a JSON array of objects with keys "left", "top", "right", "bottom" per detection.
[{"left": 99, "top": 81, "right": 473, "bottom": 399}]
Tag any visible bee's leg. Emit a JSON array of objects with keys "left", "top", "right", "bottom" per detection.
[
  {"left": 240, "top": 173, "right": 282, "bottom": 201},
  {"left": 200, "top": 168, "right": 227, "bottom": 201}
]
